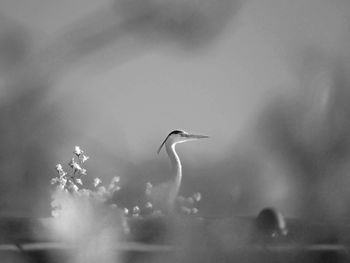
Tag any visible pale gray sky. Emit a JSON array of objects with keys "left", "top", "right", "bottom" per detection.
[{"left": 1, "top": 0, "right": 350, "bottom": 161}]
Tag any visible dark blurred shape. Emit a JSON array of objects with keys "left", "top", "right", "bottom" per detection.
[
  {"left": 46, "top": 0, "right": 244, "bottom": 74},
  {"left": 255, "top": 207, "right": 288, "bottom": 241},
  {"left": 114, "top": 0, "right": 242, "bottom": 49}
]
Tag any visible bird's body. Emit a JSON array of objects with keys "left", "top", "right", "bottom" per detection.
[{"left": 149, "top": 130, "right": 208, "bottom": 213}]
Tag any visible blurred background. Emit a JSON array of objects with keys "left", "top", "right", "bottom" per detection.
[{"left": 1, "top": 0, "right": 350, "bottom": 224}]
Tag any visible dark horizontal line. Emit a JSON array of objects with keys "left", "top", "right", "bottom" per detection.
[
  {"left": 0, "top": 243, "right": 348, "bottom": 253},
  {"left": 0, "top": 242, "right": 173, "bottom": 252}
]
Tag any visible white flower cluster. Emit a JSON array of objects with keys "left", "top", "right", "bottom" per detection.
[
  {"left": 176, "top": 192, "right": 202, "bottom": 215},
  {"left": 50, "top": 146, "right": 122, "bottom": 217}
]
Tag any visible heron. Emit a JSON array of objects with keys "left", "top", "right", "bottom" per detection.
[{"left": 151, "top": 129, "right": 209, "bottom": 212}]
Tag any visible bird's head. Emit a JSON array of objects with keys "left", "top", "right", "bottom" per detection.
[{"left": 157, "top": 129, "right": 209, "bottom": 154}]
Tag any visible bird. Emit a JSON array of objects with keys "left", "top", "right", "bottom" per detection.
[{"left": 148, "top": 129, "right": 209, "bottom": 213}]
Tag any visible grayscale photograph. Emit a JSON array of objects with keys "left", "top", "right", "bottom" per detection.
[{"left": 0, "top": 0, "right": 349, "bottom": 262}]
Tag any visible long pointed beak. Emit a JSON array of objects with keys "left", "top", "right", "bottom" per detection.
[{"left": 185, "top": 134, "right": 209, "bottom": 139}]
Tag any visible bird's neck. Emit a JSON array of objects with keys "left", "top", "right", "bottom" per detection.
[{"left": 165, "top": 144, "right": 182, "bottom": 206}]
